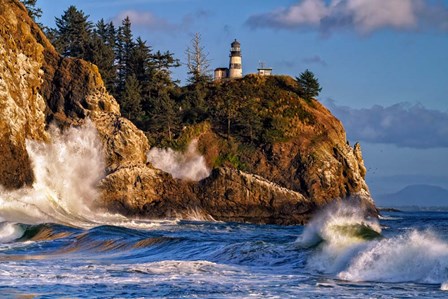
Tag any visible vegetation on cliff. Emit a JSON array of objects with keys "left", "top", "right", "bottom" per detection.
[
  {"left": 37, "top": 4, "right": 324, "bottom": 148},
  {"left": 1, "top": 1, "right": 376, "bottom": 224}
]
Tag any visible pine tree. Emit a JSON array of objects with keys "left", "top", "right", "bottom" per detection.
[
  {"left": 150, "top": 50, "right": 180, "bottom": 89},
  {"left": 130, "top": 37, "right": 153, "bottom": 84},
  {"left": 20, "top": 0, "right": 42, "bottom": 22},
  {"left": 54, "top": 6, "right": 93, "bottom": 59},
  {"left": 116, "top": 17, "right": 135, "bottom": 95},
  {"left": 296, "top": 69, "right": 322, "bottom": 101},
  {"left": 150, "top": 94, "right": 179, "bottom": 141},
  {"left": 236, "top": 97, "right": 263, "bottom": 143},
  {"left": 87, "top": 19, "right": 117, "bottom": 94},
  {"left": 121, "top": 74, "right": 142, "bottom": 122}
]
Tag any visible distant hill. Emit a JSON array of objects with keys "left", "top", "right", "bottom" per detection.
[{"left": 375, "top": 184, "right": 448, "bottom": 207}]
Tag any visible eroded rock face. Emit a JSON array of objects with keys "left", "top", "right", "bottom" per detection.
[
  {"left": 217, "top": 100, "right": 375, "bottom": 211},
  {"left": 0, "top": 1, "right": 147, "bottom": 191},
  {"left": 99, "top": 166, "right": 314, "bottom": 225},
  {"left": 197, "top": 168, "right": 314, "bottom": 225},
  {"left": 91, "top": 113, "right": 149, "bottom": 172},
  {"left": 0, "top": 0, "right": 48, "bottom": 188}
]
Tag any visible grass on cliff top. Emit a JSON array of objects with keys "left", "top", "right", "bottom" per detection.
[
  {"left": 145, "top": 75, "right": 317, "bottom": 165},
  {"left": 188, "top": 75, "right": 315, "bottom": 142}
]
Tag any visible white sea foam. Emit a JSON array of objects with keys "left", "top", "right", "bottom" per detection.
[
  {"left": 299, "top": 202, "right": 448, "bottom": 289},
  {"left": 0, "top": 121, "right": 168, "bottom": 230},
  {"left": 0, "top": 222, "right": 24, "bottom": 243},
  {"left": 297, "top": 202, "right": 381, "bottom": 273},
  {"left": 442, "top": 281, "right": 448, "bottom": 291},
  {"left": 0, "top": 121, "right": 104, "bottom": 227},
  {"left": 338, "top": 230, "right": 448, "bottom": 285},
  {"left": 147, "top": 139, "right": 210, "bottom": 181}
]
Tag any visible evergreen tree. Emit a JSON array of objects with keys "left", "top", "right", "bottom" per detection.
[
  {"left": 150, "top": 94, "right": 179, "bottom": 141},
  {"left": 296, "top": 69, "right": 322, "bottom": 101},
  {"left": 130, "top": 37, "right": 153, "bottom": 84},
  {"left": 212, "top": 88, "right": 241, "bottom": 138},
  {"left": 116, "top": 17, "right": 135, "bottom": 95},
  {"left": 150, "top": 50, "right": 180, "bottom": 89},
  {"left": 54, "top": 6, "right": 93, "bottom": 59},
  {"left": 20, "top": 0, "right": 42, "bottom": 22},
  {"left": 236, "top": 97, "right": 263, "bottom": 143},
  {"left": 121, "top": 74, "right": 142, "bottom": 122},
  {"left": 87, "top": 19, "right": 117, "bottom": 94},
  {"left": 185, "top": 33, "right": 211, "bottom": 84}
]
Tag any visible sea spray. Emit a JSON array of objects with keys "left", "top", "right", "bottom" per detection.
[
  {"left": 0, "top": 121, "right": 105, "bottom": 226},
  {"left": 297, "top": 201, "right": 381, "bottom": 273},
  {"left": 0, "top": 121, "right": 177, "bottom": 230},
  {"left": 147, "top": 139, "right": 210, "bottom": 181},
  {"left": 298, "top": 202, "right": 448, "bottom": 289},
  {"left": 296, "top": 201, "right": 381, "bottom": 248},
  {"left": 0, "top": 222, "right": 25, "bottom": 243},
  {"left": 338, "top": 230, "right": 448, "bottom": 285},
  {"left": 442, "top": 281, "right": 448, "bottom": 291}
]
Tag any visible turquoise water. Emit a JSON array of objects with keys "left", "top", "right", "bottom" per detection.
[{"left": 0, "top": 208, "right": 447, "bottom": 298}]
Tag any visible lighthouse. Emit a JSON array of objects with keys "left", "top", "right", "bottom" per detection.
[{"left": 228, "top": 39, "right": 242, "bottom": 78}]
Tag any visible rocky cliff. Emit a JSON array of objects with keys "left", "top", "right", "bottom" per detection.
[{"left": 0, "top": 0, "right": 376, "bottom": 225}]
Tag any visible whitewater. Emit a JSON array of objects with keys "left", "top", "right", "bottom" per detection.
[{"left": 0, "top": 123, "right": 447, "bottom": 298}]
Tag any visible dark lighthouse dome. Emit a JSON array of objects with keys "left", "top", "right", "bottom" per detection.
[{"left": 231, "top": 39, "right": 240, "bottom": 47}]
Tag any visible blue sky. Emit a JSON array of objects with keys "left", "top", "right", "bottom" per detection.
[{"left": 37, "top": 0, "right": 448, "bottom": 199}]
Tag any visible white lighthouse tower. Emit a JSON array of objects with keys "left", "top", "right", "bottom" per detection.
[{"left": 228, "top": 39, "right": 242, "bottom": 78}]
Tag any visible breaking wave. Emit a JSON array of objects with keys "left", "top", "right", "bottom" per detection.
[
  {"left": 147, "top": 139, "right": 210, "bottom": 181},
  {"left": 0, "top": 222, "right": 25, "bottom": 243},
  {"left": 338, "top": 230, "right": 448, "bottom": 285},
  {"left": 0, "top": 121, "right": 169, "bottom": 229},
  {"left": 299, "top": 202, "right": 448, "bottom": 290}
]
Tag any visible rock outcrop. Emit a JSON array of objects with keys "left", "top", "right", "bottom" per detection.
[{"left": 0, "top": 0, "right": 377, "bottom": 225}]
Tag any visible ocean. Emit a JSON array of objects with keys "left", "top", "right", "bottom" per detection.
[
  {"left": 0, "top": 205, "right": 447, "bottom": 298},
  {"left": 0, "top": 123, "right": 446, "bottom": 298}
]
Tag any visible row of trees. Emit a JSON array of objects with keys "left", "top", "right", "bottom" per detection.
[
  {"left": 47, "top": 6, "right": 180, "bottom": 131},
  {"left": 22, "top": 1, "right": 322, "bottom": 145}
]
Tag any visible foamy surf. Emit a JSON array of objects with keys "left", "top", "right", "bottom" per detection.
[
  {"left": 338, "top": 230, "right": 448, "bottom": 285},
  {"left": 442, "top": 281, "right": 448, "bottom": 291},
  {"left": 0, "top": 121, "right": 174, "bottom": 230},
  {"left": 298, "top": 202, "right": 448, "bottom": 291},
  {"left": 0, "top": 211, "right": 446, "bottom": 298},
  {"left": 0, "top": 222, "right": 25, "bottom": 243}
]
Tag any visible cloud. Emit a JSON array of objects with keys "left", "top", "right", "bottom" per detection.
[
  {"left": 115, "top": 10, "right": 177, "bottom": 31},
  {"left": 326, "top": 100, "right": 448, "bottom": 148},
  {"left": 246, "top": 0, "right": 448, "bottom": 35},
  {"left": 114, "top": 9, "right": 210, "bottom": 32},
  {"left": 302, "top": 55, "right": 327, "bottom": 66}
]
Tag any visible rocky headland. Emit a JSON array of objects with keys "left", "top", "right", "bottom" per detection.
[{"left": 0, "top": 0, "right": 377, "bottom": 225}]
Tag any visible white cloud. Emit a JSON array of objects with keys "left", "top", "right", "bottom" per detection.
[
  {"left": 280, "top": 0, "right": 329, "bottom": 26},
  {"left": 326, "top": 100, "right": 448, "bottom": 149},
  {"left": 115, "top": 10, "right": 176, "bottom": 31},
  {"left": 246, "top": 0, "right": 448, "bottom": 35},
  {"left": 345, "top": 0, "right": 418, "bottom": 33}
]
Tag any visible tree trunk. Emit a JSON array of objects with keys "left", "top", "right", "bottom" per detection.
[{"left": 227, "top": 117, "right": 231, "bottom": 139}]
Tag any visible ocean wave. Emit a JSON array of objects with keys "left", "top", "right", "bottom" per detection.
[
  {"left": 298, "top": 202, "right": 448, "bottom": 290},
  {"left": 0, "top": 121, "right": 177, "bottom": 230},
  {"left": 338, "top": 230, "right": 448, "bottom": 285},
  {"left": 0, "top": 222, "right": 25, "bottom": 243}
]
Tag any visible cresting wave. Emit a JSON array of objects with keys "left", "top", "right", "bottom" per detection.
[
  {"left": 298, "top": 202, "right": 448, "bottom": 290},
  {"left": 0, "top": 121, "right": 174, "bottom": 229}
]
